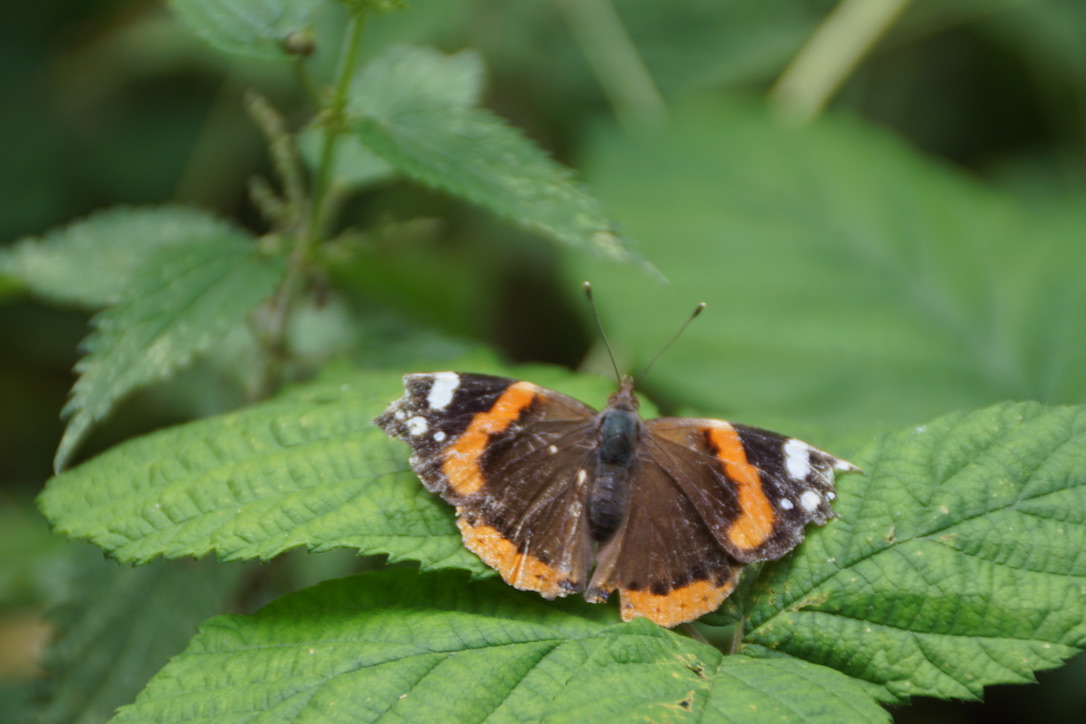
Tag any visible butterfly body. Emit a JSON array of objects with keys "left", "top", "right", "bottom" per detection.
[{"left": 375, "top": 371, "right": 858, "bottom": 627}]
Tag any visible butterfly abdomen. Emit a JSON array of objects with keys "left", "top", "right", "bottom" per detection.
[{"left": 589, "top": 408, "right": 640, "bottom": 542}]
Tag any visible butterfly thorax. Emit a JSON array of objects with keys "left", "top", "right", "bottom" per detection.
[{"left": 589, "top": 377, "right": 641, "bottom": 542}]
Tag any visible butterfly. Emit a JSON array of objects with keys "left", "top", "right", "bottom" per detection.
[{"left": 374, "top": 285, "right": 858, "bottom": 627}]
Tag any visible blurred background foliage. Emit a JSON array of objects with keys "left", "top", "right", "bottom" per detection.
[{"left": 1, "top": 0, "right": 1085, "bottom": 721}]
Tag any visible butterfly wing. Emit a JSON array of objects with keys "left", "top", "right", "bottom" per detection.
[
  {"left": 586, "top": 417, "right": 857, "bottom": 627},
  {"left": 585, "top": 459, "right": 743, "bottom": 627},
  {"left": 375, "top": 372, "right": 598, "bottom": 598},
  {"left": 645, "top": 418, "right": 857, "bottom": 562}
]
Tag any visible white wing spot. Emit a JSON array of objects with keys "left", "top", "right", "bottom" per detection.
[
  {"left": 576, "top": 469, "right": 587, "bottom": 485},
  {"left": 406, "top": 416, "right": 428, "bottom": 436},
  {"left": 826, "top": 491, "right": 836, "bottom": 501},
  {"left": 427, "top": 372, "right": 460, "bottom": 410},
  {"left": 548, "top": 445, "right": 559, "bottom": 454},
  {"left": 800, "top": 490, "right": 820, "bottom": 512},
  {"left": 784, "top": 439, "right": 812, "bottom": 480},
  {"left": 394, "top": 410, "right": 406, "bottom": 421},
  {"left": 433, "top": 430, "right": 446, "bottom": 442},
  {"left": 780, "top": 498, "right": 795, "bottom": 510}
]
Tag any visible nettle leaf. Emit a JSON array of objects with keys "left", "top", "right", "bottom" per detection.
[
  {"left": 111, "top": 570, "right": 889, "bottom": 724},
  {"left": 54, "top": 237, "right": 284, "bottom": 471},
  {"left": 297, "top": 124, "right": 396, "bottom": 192},
  {"left": 348, "top": 46, "right": 640, "bottom": 265},
  {"left": 169, "top": 0, "right": 322, "bottom": 60},
  {"left": 38, "top": 363, "right": 623, "bottom": 571},
  {"left": 0, "top": 205, "right": 249, "bottom": 308},
  {"left": 350, "top": 44, "right": 485, "bottom": 116},
  {"left": 741, "top": 401, "right": 1086, "bottom": 702},
  {"left": 573, "top": 99, "right": 1086, "bottom": 439},
  {"left": 27, "top": 551, "right": 239, "bottom": 724}
]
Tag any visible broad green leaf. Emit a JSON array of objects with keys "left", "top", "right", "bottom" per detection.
[
  {"left": 350, "top": 45, "right": 484, "bottom": 116},
  {"left": 571, "top": 99, "right": 1086, "bottom": 440},
  {"left": 0, "top": 205, "right": 250, "bottom": 308},
  {"left": 54, "top": 237, "right": 284, "bottom": 471},
  {"left": 169, "top": 0, "right": 322, "bottom": 60},
  {"left": 349, "top": 46, "right": 641, "bottom": 266},
  {"left": 38, "top": 362, "right": 627, "bottom": 570},
  {"left": 741, "top": 401, "right": 1086, "bottom": 702},
  {"left": 27, "top": 550, "right": 239, "bottom": 724},
  {"left": 112, "top": 570, "right": 889, "bottom": 723}
]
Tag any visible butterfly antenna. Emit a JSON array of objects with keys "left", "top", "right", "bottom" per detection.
[
  {"left": 583, "top": 281, "right": 622, "bottom": 384},
  {"left": 634, "top": 301, "right": 706, "bottom": 386}
]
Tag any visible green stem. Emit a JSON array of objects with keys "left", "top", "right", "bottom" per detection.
[
  {"left": 253, "top": 14, "right": 368, "bottom": 399},
  {"left": 554, "top": 0, "right": 666, "bottom": 133},
  {"left": 307, "top": 13, "right": 368, "bottom": 253},
  {"left": 770, "top": 0, "right": 911, "bottom": 124}
]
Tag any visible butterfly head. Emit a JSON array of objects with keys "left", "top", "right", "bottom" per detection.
[{"left": 606, "top": 375, "right": 640, "bottom": 412}]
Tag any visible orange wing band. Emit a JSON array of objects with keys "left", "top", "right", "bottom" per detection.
[
  {"left": 457, "top": 517, "right": 573, "bottom": 599},
  {"left": 442, "top": 382, "right": 537, "bottom": 497},
  {"left": 619, "top": 573, "right": 740, "bottom": 627},
  {"left": 708, "top": 423, "right": 775, "bottom": 551}
]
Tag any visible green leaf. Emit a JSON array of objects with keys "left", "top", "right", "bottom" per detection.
[
  {"left": 0, "top": 205, "right": 250, "bottom": 308},
  {"left": 349, "top": 46, "right": 642, "bottom": 266},
  {"left": 168, "top": 0, "right": 322, "bottom": 60},
  {"left": 350, "top": 45, "right": 485, "bottom": 116},
  {"left": 112, "top": 570, "right": 889, "bottom": 723},
  {"left": 54, "top": 237, "right": 284, "bottom": 471},
  {"left": 38, "top": 362, "right": 625, "bottom": 571},
  {"left": 27, "top": 550, "right": 239, "bottom": 724},
  {"left": 572, "top": 99, "right": 1086, "bottom": 440},
  {"left": 741, "top": 401, "right": 1086, "bottom": 702}
]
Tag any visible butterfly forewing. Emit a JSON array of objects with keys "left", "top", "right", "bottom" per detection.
[
  {"left": 376, "top": 373, "right": 598, "bottom": 598},
  {"left": 644, "top": 418, "right": 854, "bottom": 562}
]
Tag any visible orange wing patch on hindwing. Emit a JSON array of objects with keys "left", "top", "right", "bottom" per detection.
[
  {"left": 619, "top": 573, "right": 740, "bottom": 627},
  {"left": 457, "top": 516, "right": 573, "bottom": 599}
]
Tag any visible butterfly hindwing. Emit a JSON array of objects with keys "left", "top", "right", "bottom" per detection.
[{"left": 585, "top": 449, "right": 742, "bottom": 626}]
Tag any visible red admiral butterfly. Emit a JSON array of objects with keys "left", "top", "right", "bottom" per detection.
[{"left": 375, "top": 285, "right": 858, "bottom": 627}]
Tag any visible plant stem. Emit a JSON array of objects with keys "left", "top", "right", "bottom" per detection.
[
  {"left": 307, "top": 14, "right": 368, "bottom": 253},
  {"left": 770, "top": 0, "right": 911, "bottom": 124},
  {"left": 253, "top": 14, "right": 368, "bottom": 400},
  {"left": 554, "top": 0, "right": 666, "bottom": 133}
]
